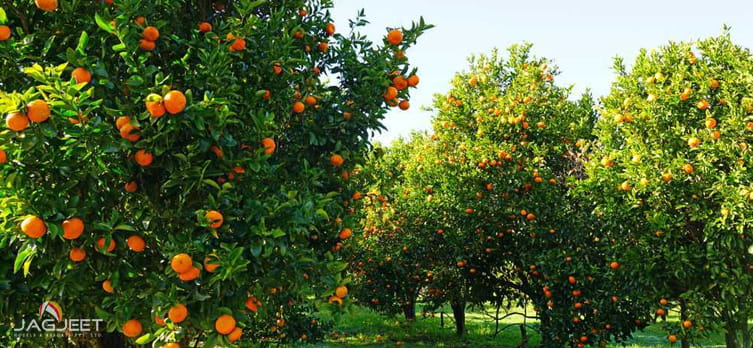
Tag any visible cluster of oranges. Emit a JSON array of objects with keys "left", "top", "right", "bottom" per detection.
[
  {"left": 327, "top": 285, "right": 348, "bottom": 306},
  {"left": 383, "top": 71, "right": 419, "bottom": 111},
  {"left": 139, "top": 26, "right": 160, "bottom": 51},
  {"left": 5, "top": 99, "right": 50, "bottom": 132},
  {"left": 216, "top": 314, "right": 243, "bottom": 342}
]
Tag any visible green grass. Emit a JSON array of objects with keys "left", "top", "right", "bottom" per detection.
[{"left": 292, "top": 305, "right": 731, "bottom": 347}]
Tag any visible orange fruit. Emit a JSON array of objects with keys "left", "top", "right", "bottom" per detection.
[
  {"left": 21, "top": 216, "right": 46, "bottom": 238},
  {"left": 209, "top": 145, "right": 223, "bottom": 158},
  {"left": 328, "top": 296, "right": 343, "bottom": 306},
  {"left": 204, "top": 254, "right": 220, "bottom": 272},
  {"left": 171, "top": 253, "right": 193, "bottom": 273},
  {"left": 711, "top": 130, "right": 721, "bottom": 139},
  {"left": 335, "top": 285, "right": 348, "bottom": 298},
  {"left": 102, "top": 280, "right": 114, "bottom": 293},
  {"left": 683, "top": 163, "right": 694, "bottom": 174},
  {"left": 230, "top": 38, "right": 246, "bottom": 51},
  {"left": 139, "top": 39, "right": 156, "bottom": 51},
  {"left": 96, "top": 238, "right": 116, "bottom": 252},
  {"left": 245, "top": 297, "right": 260, "bottom": 311},
  {"left": 709, "top": 79, "right": 720, "bottom": 89},
  {"left": 292, "top": 101, "right": 305, "bottom": 113},
  {"left": 383, "top": 86, "right": 398, "bottom": 101},
  {"left": 668, "top": 335, "right": 677, "bottom": 343},
  {"left": 134, "top": 149, "right": 153, "bottom": 166},
  {"left": 198, "top": 22, "right": 212, "bottom": 33},
  {"left": 134, "top": 16, "right": 146, "bottom": 26},
  {"left": 325, "top": 23, "right": 335, "bottom": 36},
  {"left": 35, "top": 0, "right": 58, "bottom": 12},
  {"left": 119, "top": 124, "right": 140, "bottom": 142},
  {"left": 162, "top": 343, "right": 180, "bottom": 348},
  {"left": 568, "top": 276, "right": 577, "bottom": 284},
  {"left": 338, "top": 228, "right": 352, "bottom": 239},
  {"left": 0, "top": 149, "right": 6, "bottom": 164},
  {"left": 178, "top": 266, "right": 200, "bottom": 281},
  {"left": 215, "top": 314, "right": 236, "bottom": 335},
  {"left": 228, "top": 327, "right": 242, "bottom": 342},
  {"left": 155, "top": 316, "right": 166, "bottom": 326},
  {"left": 168, "top": 303, "right": 188, "bottom": 323},
  {"left": 407, "top": 75, "right": 420, "bottom": 87},
  {"left": 205, "top": 210, "right": 223, "bottom": 228},
  {"left": 142, "top": 26, "right": 160, "bottom": 41},
  {"left": 0, "top": 25, "right": 11, "bottom": 41},
  {"left": 682, "top": 320, "right": 692, "bottom": 329},
  {"left": 72, "top": 67, "right": 92, "bottom": 84},
  {"left": 660, "top": 298, "right": 669, "bottom": 306},
  {"left": 705, "top": 118, "right": 717, "bottom": 129},
  {"left": 163, "top": 91, "right": 187, "bottom": 114},
  {"left": 273, "top": 64, "right": 283, "bottom": 75},
  {"left": 609, "top": 261, "right": 620, "bottom": 270},
  {"left": 687, "top": 137, "right": 700, "bottom": 148},
  {"left": 62, "top": 217, "right": 85, "bottom": 240},
  {"left": 116, "top": 116, "right": 131, "bottom": 129},
  {"left": 387, "top": 29, "right": 403, "bottom": 45},
  {"left": 126, "top": 235, "right": 146, "bottom": 252},
  {"left": 656, "top": 308, "right": 666, "bottom": 317},
  {"left": 330, "top": 154, "right": 344, "bottom": 167},
  {"left": 6, "top": 112, "right": 29, "bottom": 132},
  {"left": 146, "top": 101, "right": 166, "bottom": 117},
  {"left": 318, "top": 41, "right": 329, "bottom": 52},
  {"left": 261, "top": 138, "right": 276, "bottom": 154},
  {"left": 696, "top": 99, "right": 710, "bottom": 110},
  {"left": 304, "top": 96, "right": 317, "bottom": 106},
  {"left": 398, "top": 100, "right": 410, "bottom": 110},
  {"left": 392, "top": 76, "right": 408, "bottom": 90},
  {"left": 125, "top": 181, "right": 138, "bottom": 192},
  {"left": 27, "top": 100, "right": 51, "bottom": 123},
  {"left": 69, "top": 247, "right": 86, "bottom": 262},
  {"left": 122, "top": 319, "right": 142, "bottom": 338}
]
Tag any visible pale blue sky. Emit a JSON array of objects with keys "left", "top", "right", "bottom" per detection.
[{"left": 331, "top": 0, "right": 753, "bottom": 144}]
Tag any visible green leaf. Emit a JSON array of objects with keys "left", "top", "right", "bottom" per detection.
[
  {"left": 113, "top": 224, "right": 136, "bottom": 232},
  {"left": 76, "top": 31, "right": 89, "bottom": 54},
  {"left": 126, "top": 75, "right": 144, "bottom": 86},
  {"left": 14, "top": 246, "right": 34, "bottom": 274},
  {"left": 325, "top": 261, "right": 348, "bottom": 273},
  {"left": 135, "top": 334, "right": 153, "bottom": 344},
  {"left": 94, "top": 13, "right": 113, "bottom": 33},
  {"left": 0, "top": 8, "right": 8, "bottom": 25},
  {"left": 203, "top": 179, "right": 221, "bottom": 190},
  {"left": 112, "top": 43, "right": 126, "bottom": 52}
]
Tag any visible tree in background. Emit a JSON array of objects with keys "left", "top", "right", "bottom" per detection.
[
  {"left": 0, "top": 0, "right": 428, "bottom": 346},
  {"left": 581, "top": 30, "right": 753, "bottom": 348}
]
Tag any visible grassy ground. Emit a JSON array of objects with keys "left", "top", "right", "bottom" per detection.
[{"left": 296, "top": 305, "right": 729, "bottom": 347}]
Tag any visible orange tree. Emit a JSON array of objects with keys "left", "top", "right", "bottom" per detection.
[
  {"left": 580, "top": 31, "right": 753, "bottom": 348},
  {"left": 0, "top": 0, "right": 428, "bottom": 346}
]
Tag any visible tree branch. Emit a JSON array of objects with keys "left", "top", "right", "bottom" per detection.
[{"left": 4, "top": 0, "right": 30, "bottom": 34}]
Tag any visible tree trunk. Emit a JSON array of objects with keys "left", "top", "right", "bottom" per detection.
[
  {"left": 450, "top": 300, "right": 466, "bottom": 337},
  {"left": 742, "top": 319, "right": 750, "bottom": 348},
  {"left": 98, "top": 332, "right": 126, "bottom": 348},
  {"left": 538, "top": 314, "right": 557, "bottom": 348},
  {"left": 517, "top": 324, "right": 529, "bottom": 348},
  {"left": 402, "top": 301, "right": 416, "bottom": 321}
]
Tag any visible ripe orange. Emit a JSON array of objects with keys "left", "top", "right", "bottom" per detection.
[
  {"left": 62, "top": 217, "right": 85, "bottom": 240},
  {"left": 6, "top": 112, "right": 29, "bottom": 132},
  {"left": 215, "top": 314, "right": 236, "bottom": 335},
  {"left": 155, "top": 316, "right": 166, "bottom": 326},
  {"left": 398, "top": 100, "right": 410, "bottom": 110},
  {"left": 168, "top": 303, "right": 188, "bottom": 323},
  {"left": 146, "top": 101, "right": 166, "bottom": 117},
  {"left": 393, "top": 76, "right": 408, "bottom": 90},
  {"left": 709, "top": 79, "right": 720, "bottom": 89},
  {"left": 230, "top": 38, "right": 246, "bottom": 51},
  {"left": 330, "top": 154, "right": 344, "bottom": 167},
  {"left": 139, "top": 39, "right": 156, "bottom": 51},
  {"left": 162, "top": 343, "right": 180, "bottom": 348},
  {"left": 668, "top": 335, "right": 677, "bottom": 343},
  {"left": 227, "top": 327, "right": 242, "bottom": 342},
  {"left": 204, "top": 254, "right": 220, "bottom": 272},
  {"left": 69, "top": 247, "right": 86, "bottom": 262},
  {"left": 35, "top": 0, "right": 58, "bottom": 12},
  {"left": 0, "top": 149, "right": 6, "bottom": 164},
  {"left": 682, "top": 320, "right": 692, "bottom": 329},
  {"left": 261, "top": 137, "right": 276, "bottom": 154},
  {"left": 407, "top": 75, "right": 420, "bottom": 87},
  {"left": 292, "top": 101, "right": 305, "bottom": 113},
  {"left": 318, "top": 41, "right": 329, "bottom": 52},
  {"left": 205, "top": 210, "right": 224, "bottom": 228},
  {"left": 245, "top": 297, "right": 260, "bottom": 311},
  {"left": 134, "top": 16, "right": 146, "bottom": 26},
  {"left": 21, "top": 216, "right": 47, "bottom": 238},
  {"left": 102, "top": 280, "right": 114, "bottom": 293},
  {"left": 338, "top": 228, "right": 352, "bottom": 239},
  {"left": 660, "top": 298, "right": 669, "bottom": 306},
  {"left": 126, "top": 235, "right": 146, "bottom": 252},
  {"left": 325, "top": 23, "right": 335, "bottom": 36},
  {"left": 705, "top": 118, "right": 717, "bottom": 129},
  {"left": 683, "top": 163, "right": 694, "bottom": 174},
  {"left": 125, "top": 181, "right": 138, "bottom": 192},
  {"left": 178, "top": 266, "right": 200, "bottom": 281},
  {"left": 687, "top": 137, "right": 700, "bottom": 148},
  {"left": 163, "top": 91, "right": 187, "bottom": 114},
  {"left": 711, "top": 130, "right": 721, "bottom": 139},
  {"left": 119, "top": 124, "right": 140, "bottom": 142},
  {"left": 134, "top": 149, "right": 154, "bottom": 166},
  {"left": 0, "top": 25, "right": 11, "bottom": 41},
  {"left": 335, "top": 285, "right": 348, "bottom": 298},
  {"left": 328, "top": 296, "right": 343, "bottom": 306},
  {"left": 273, "top": 64, "right": 283, "bottom": 75},
  {"left": 304, "top": 96, "right": 317, "bottom": 106},
  {"left": 96, "top": 238, "right": 116, "bottom": 252},
  {"left": 198, "top": 22, "right": 212, "bottom": 33},
  {"left": 142, "top": 26, "right": 160, "bottom": 41},
  {"left": 656, "top": 308, "right": 666, "bottom": 317},
  {"left": 609, "top": 261, "right": 620, "bottom": 270},
  {"left": 27, "top": 100, "right": 51, "bottom": 123},
  {"left": 387, "top": 29, "right": 403, "bottom": 45},
  {"left": 71, "top": 67, "right": 92, "bottom": 84},
  {"left": 122, "top": 319, "right": 142, "bottom": 338},
  {"left": 568, "top": 276, "right": 577, "bottom": 285},
  {"left": 696, "top": 100, "right": 710, "bottom": 110},
  {"left": 383, "top": 86, "right": 398, "bottom": 101},
  {"left": 171, "top": 253, "right": 193, "bottom": 273},
  {"left": 116, "top": 116, "right": 131, "bottom": 129}
]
